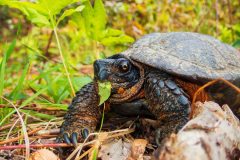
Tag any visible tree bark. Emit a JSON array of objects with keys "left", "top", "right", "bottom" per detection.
[{"left": 156, "top": 101, "right": 240, "bottom": 160}]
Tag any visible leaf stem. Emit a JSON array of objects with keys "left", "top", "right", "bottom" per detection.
[{"left": 53, "top": 27, "right": 75, "bottom": 97}]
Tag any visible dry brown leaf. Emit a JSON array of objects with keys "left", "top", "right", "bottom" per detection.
[
  {"left": 98, "top": 139, "right": 131, "bottom": 160},
  {"left": 29, "top": 149, "right": 60, "bottom": 160},
  {"left": 128, "top": 139, "right": 148, "bottom": 160}
]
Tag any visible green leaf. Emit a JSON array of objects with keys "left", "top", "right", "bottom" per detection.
[
  {"left": 0, "top": 1, "right": 48, "bottom": 15},
  {"left": 57, "top": 5, "right": 85, "bottom": 26},
  {"left": 93, "top": 0, "right": 107, "bottom": 38},
  {"left": 73, "top": 76, "right": 92, "bottom": 91},
  {"left": 98, "top": 81, "right": 111, "bottom": 105},
  {"left": 1, "top": 0, "right": 82, "bottom": 27},
  {"left": 232, "top": 39, "right": 240, "bottom": 48},
  {"left": 105, "top": 28, "right": 123, "bottom": 37},
  {"left": 38, "top": 0, "right": 79, "bottom": 15},
  {"left": 26, "top": 7, "right": 50, "bottom": 26},
  {"left": 100, "top": 35, "right": 134, "bottom": 46},
  {"left": 0, "top": 1, "right": 50, "bottom": 27},
  {"left": 82, "top": 0, "right": 94, "bottom": 38}
]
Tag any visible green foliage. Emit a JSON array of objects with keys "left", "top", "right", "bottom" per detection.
[
  {"left": 0, "top": 0, "right": 239, "bottom": 151},
  {"left": 21, "top": 109, "right": 55, "bottom": 120},
  {"left": 82, "top": 0, "right": 133, "bottom": 45},
  {"left": 57, "top": 5, "right": 85, "bottom": 26},
  {"left": 0, "top": 0, "right": 82, "bottom": 27},
  {"left": 98, "top": 81, "right": 111, "bottom": 105},
  {"left": 9, "top": 62, "right": 29, "bottom": 101},
  {"left": 105, "top": 0, "right": 240, "bottom": 45},
  {"left": 232, "top": 24, "right": 240, "bottom": 48},
  {"left": 0, "top": 0, "right": 88, "bottom": 96},
  {"left": 0, "top": 87, "right": 48, "bottom": 126},
  {"left": 80, "top": 0, "right": 134, "bottom": 45},
  {"left": 0, "top": 39, "right": 16, "bottom": 103}
]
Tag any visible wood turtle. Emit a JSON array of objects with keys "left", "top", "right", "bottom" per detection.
[{"left": 58, "top": 32, "right": 240, "bottom": 147}]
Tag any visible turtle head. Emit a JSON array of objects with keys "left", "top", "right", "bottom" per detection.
[
  {"left": 94, "top": 54, "right": 140, "bottom": 92},
  {"left": 93, "top": 54, "right": 144, "bottom": 103}
]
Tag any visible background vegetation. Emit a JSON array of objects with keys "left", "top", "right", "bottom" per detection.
[{"left": 0, "top": 0, "right": 239, "bottom": 143}]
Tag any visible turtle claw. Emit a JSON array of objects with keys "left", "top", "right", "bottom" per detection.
[
  {"left": 71, "top": 132, "right": 78, "bottom": 147},
  {"left": 61, "top": 128, "right": 90, "bottom": 146},
  {"left": 63, "top": 132, "right": 71, "bottom": 145},
  {"left": 82, "top": 128, "right": 89, "bottom": 139}
]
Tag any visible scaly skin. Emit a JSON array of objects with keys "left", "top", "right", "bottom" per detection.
[
  {"left": 58, "top": 56, "right": 191, "bottom": 149},
  {"left": 58, "top": 82, "right": 101, "bottom": 144},
  {"left": 58, "top": 70, "right": 191, "bottom": 147},
  {"left": 144, "top": 69, "right": 190, "bottom": 145}
]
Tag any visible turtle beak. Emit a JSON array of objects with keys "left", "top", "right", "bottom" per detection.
[{"left": 94, "top": 60, "right": 109, "bottom": 81}]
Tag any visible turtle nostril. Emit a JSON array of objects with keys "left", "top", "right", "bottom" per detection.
[
  {"left": 93, "top": 60, "right": 108, "bottom": 81},
  {"left": 94, "top": 61, "right": 103, "bottom": 79},
  {"left": 94, "top": 60, "right": 100, "bottom": 73}
]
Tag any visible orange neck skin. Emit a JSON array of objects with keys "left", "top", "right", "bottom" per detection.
[{"left": 175, "top": 79, "right": 209, "bottom": 102}]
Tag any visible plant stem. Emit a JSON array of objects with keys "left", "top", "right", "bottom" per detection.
[
  {"left": 0, "top": 143, "right": 72, "bottom": 150},
  {"left": 53, "top": 27, "right": 75, "bottom": 97}
]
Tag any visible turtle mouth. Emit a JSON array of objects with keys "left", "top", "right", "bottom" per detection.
[{"left": 94, "top": 70, "right": 109, "bottom": 82}]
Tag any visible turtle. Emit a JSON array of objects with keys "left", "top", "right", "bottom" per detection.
[{"left": 58, "top": 32, "right": 240, "bottom": 148}]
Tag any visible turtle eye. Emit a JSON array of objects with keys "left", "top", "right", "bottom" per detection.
[{"left": 120, "top": 61, "right": 129, "bottom": 72}]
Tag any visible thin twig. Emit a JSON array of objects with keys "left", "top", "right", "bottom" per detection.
[
  {"left": 0, "top": 123, "right": 20, "bottom": 132},
  {"left": 29, "top": 86, "right": 54, "bottom": 103},
  {"left": 67, "top": 133, "right": 98, "bottom": 160},
  {"left": 0, "top": 143, "right": 72, "bottom": 150},
  {"left": 0, "top": 104, "right": 63, "bottom": 112},
  {"left": 6, "top": 118, "right": 20, "bottom": 141},
  {"left": 191, "top": 78, "right": 240, "bottom": 118},
  {"left": 0, "top": 128, "right": 42, "bottom": 145},
  {"left": 76, "top": 147, "right": 95, "bottom": 160},
  {"left": 1, "top": 96, "right": 30, "bottom": 160},
  {"left": 44, "top": 30, "right": 54, "bottom": 59},
  {"left": 29, "top": 135, "right": 57, "bottom": 139},
  {"left": 71, "top": 128, "right": 134, "bottom": 160}
]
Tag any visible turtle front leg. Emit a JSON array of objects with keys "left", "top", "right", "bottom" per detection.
[
  {"left": 144, "top": 70, "right": 191, "bottom": 146},
  {"left": 57, "top": 82, "right": 101, "bottom": 146}
]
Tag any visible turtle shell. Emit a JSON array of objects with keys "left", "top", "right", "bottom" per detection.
[{"left": 122, "top": 32, "right": 240, "bottom": 84}]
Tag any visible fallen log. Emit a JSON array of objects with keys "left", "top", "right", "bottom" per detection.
[{"left": 156, "top": 101, "right": 240, "bottom": 160}]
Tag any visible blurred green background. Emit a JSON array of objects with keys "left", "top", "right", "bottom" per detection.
[{"left": 0, "top": 0, "right": 239, "bottom": 126}]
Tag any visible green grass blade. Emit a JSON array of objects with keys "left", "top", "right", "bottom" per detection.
[
  {"left": 20, "top": 87, "right": 48, "bottom": 108},
  {"left": 9, "top": 63, "right": 30, "bottom": 101},
  {"left": 0, "top": 87, "right": 48, "bottom": 126},
  {"left": 21, "top": 109, "right": 56, "bottom": 120},
  {"left": 0, "top": 40, "right": 16, "bottom": 101},
  {"left": 5, "top": 39, "right": 16, "bottom": 61},
  {"left": 0, "top": 52, "right": 7, "bottom": 99}
]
